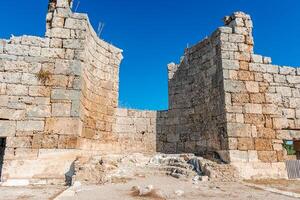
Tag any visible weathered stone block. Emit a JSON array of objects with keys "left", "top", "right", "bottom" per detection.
[
  {"left": 257, "top": 151, "right": 277, "bottom": 162},
  {"left": 16, "top": 121, "right": 44, "bottom": 132},
  {"left": 0, "top": 121, "right": 16, "bottom": 137},
  {"left": 254, "top": 139, "right": 272, "bottom": 151},
  {"left": 237, "top": 138, "right": 254, "bottom": 150},
  {"left": 227, "top": 123, "right": 252, "bottom": 138},
  {"left": 52, "top": 103, "right": 71, "bottom": 117},
  {"left": 45, "top": 118, "right": 81, "bottom": 135},
  {"left": 6, "top": 84, "right": 28, "bottom": 96}
]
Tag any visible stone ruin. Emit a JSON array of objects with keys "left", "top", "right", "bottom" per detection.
[{"left": 0, "top": 0, "right": 299, "bottom": 185}]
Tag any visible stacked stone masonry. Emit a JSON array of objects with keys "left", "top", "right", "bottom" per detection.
[{"left": 0, "top": 0, "right": 299, "bottom": 184}]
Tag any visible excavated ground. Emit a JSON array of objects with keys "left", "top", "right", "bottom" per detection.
[{"left": 1, "top": 154, "right": 299, "bottom": 200}]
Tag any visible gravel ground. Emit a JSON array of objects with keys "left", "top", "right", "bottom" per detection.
[{"left": 58, "top": 176, "right": 298, "bottom": 200}]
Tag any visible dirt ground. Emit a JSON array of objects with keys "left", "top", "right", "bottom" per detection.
[
  {"left": 0, "top": 185, "right": 66, "bottom": 200},
  {"left": 246, "top": 179, "right": 300, "bottom": 194},
  {"left": 57, "top": 176, "right": 298, "bottom": 200}
]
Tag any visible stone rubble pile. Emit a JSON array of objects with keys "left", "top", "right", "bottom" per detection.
[{"left": 72, "top": 153, "right": 239, "bottom": 185}]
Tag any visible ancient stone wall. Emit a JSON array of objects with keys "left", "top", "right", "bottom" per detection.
[
  {"left": 218, "top": 12, "right": 300, "bottom": 179},
  {"left": 114, "top": 108, "right": 157, "bottom": 153},
  {"left": 157, "top": 28, "right": 227, "bottom": 155}
]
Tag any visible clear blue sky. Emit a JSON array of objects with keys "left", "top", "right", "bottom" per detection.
[{"left": 0, "top": 0, "right": 299, "bottom": 110}]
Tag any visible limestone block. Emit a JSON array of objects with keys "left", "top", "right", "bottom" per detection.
[
  {"left": 21, "top": 73, "right": 39, "bottom": 85},
  {"left": 28, "top": 46, "right": 41, "bottom": 57},
  {"left": 218, "top": 26, "right": 232, "bottom": 34},
  {"left": 58, "top": 135, "right": 77, "bottom": 148},
  {"left": 232, "top": 93, "right": 249, "bottom": 103},
  {"left": 0, "top": 121, "right": 16, "bottom": 137},
  {"left": 251, "top": 54, "right": 263, "bottom": 63},
  {"left": 4, "top": 44, "right": 29, "bottom": 56},
  {"left": 65, "top": 18, "right": 86, "bottom": 30},
  {"left": 51, "top": 17, "right": 65, "bottom": 28},
  {"left": 245, "top": 81, "right": 259, "bottom": 93},
  {"left": 282, "top": 108, "right": 295, "bottom": 118},
  {"left": 0, "top": 72, "right": 22, "bottom": 84},
  {"left": 6, "top": 136, "right": 32, "bottom": 148},
  {"left": 16, "top": 120, "right": 44, "bottom": 131},
  {"left": 52, "top": 103, "right": 71, "bottom": 117},
  {"left": 228, "top": 34, "right": 245, "bottom": 43},
  {"left": 254, "top": 138, "right": 273, "bottom": 151},
  {"left": 266, "top": 65, "right": 278, "bottom": 73},
  {"left": 274, "top": 74, "right": 286, "bottom": 83},
  {"left": 222, "top": 59, "right": 240, "bottom": 70},
  {"left": 45, "top": 118, "right": 81, "bottom": 135},
  {"left": 0, "top": 96, "right": 8, "bottom": 107},
  {"left": 263, "top": 73, "right": 273, "bottom": 82},
  {"left": 26, "top": 105, "right": 51, "bottom": 118},
  {"left": 290, "top": 98, "right": 300, "bottom": 108},
  {"left": 237, "top": 138, "right": 254, "bottom": 150},
  {"left": 221, "top": 42, "right": 238, "bottom": 51},
  {"left": 262, "top": 104, "right": 281, "bottom": 115},
  {"left": 249, "top": 63, "right": 266, "bottom": 72},
  {"left": 71, "top": 100, "right": 80, "bottom": 116},
  {"left": 263, "top": 57, "right": 272, "bottom": 64},
  {"left": 45, "top": 75, "right": 68, "bottom": 87},
  {"left": 257, "top": 127, "right": 276, "bottom": 139},
  {"left": 227, "top": 123, "right": 252, "bottom": 138},
  {"left": 228, "top": 150, "right": 249, "bottom": 162},
  {"left": 21, "top": 36, "right": 49, "bottom": 47},
  {"left": 29, "top": 86, "right": 50, "bottom": 97},
  {"left": 0, "top": 83, "right": 6, "bottom": 94},
  {"left": 14, "top": 148, "right": 38, "bottom": 159},
  {"left": 276, "top": 86, "right": 291, "bottom": 97},
  {"left": 287, "top": 75, "right": 300, "bottom": 84},
  {"left": 272, "top": 118, "right": 288, "bottom": 130},
  {"left": 276, "top": 130, "right": 300, "bottom": 140},
  {"left": 225, "top": 105, "right": 243, "bottom": 113},
  {"left": 51, "top": 89, "right": 80, "bottom": 100},
  {"left": 233, "top": 27, "right": 249, "bottom": 35},
  {"left": 6, "top": 84, "right": 28, "bottom": 96},
  {"left": 228, "top": 138, "right": 238, "bottom": 150},
  {"left": 248, "top": 150, "right": 258, "bottom": 162},
  {"left": 49, "top": 28, "right": 71, "bottom": 39},
  {"left": 0, "top": 108, "right": 25, "bottom": 120},
  {"left": 257, "top": 151, "right": 277, "bottom": 162},
  {"left": 63, "top": 39, "right": 84, "bottom": 49},
  {"left": 265, "top": 93, "right": 282, "bottom": 104},
  {"left": 238, "top": 71, "right": 254, "bottom": 81},
  {"left": 279, "top": 66, "right": 296, "bottom": 75},
  {"left": 224, "top": 80, "right": 245, "bottom": 93},
  {"left": 41, "top": 47, "right": 65, "bottom": 58},
  {"left": 249, "top": 93, "right": 265, "bottom": 103},
  {"left": 244, "top": 103, "right": 262, "bottom": 114}
]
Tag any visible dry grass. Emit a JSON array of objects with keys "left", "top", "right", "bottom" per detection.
[{"left": 36, "top": 69, "right": 51, "bottom": 84}]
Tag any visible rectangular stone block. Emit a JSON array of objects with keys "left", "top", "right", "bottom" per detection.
[
  {"left": 244, "top": 103, "right": 262, "bottom": 114},
  {"left": 224, "top": 80, "right": 245, "bottom": 93},
  {"left": 51, "top": 89, "right": 80, "bottom": 100},
  {"left": 227, "top": 123, "right": 252, "bottom": 138},
  {"left": 29, "top": 86, "right": 51, "bottom": 97},
  {"left": 45, "top": 118, "right": 81, "bottom": 135},
  {"left": 52, "top": 103, "right": 71, "bottom": 117},
  {"left": 16, "top": 120, "right": 44, "bottom": 132},
  {"left": 257, "top": 151, "right": 278, "bottom": 162},
  {"left": 254, "top": 139, "right": 273, "bottom": 151},
  {"left": 26, "top": 105, "right": 51, "bottom": 118},
  {"left": 237, "top": 138, "right": 254, "bottom": 150},
  {"left": 0, "top": 108, "right": 25, "bottom": 120},
  {"left": 6, "top": 84, "right": 28, "bottom": 96},
  {"left": 65, "top": 18, "right": 86, "bottom": 30},
  {"left": 0, "top": 121, "right": 16, "bottom": 137}
]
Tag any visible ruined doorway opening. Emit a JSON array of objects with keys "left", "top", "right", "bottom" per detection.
[{"left": 0, "top": 137, "right": 6, "bottom": 181}]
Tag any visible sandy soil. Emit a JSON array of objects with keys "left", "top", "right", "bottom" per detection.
[
  {"left": 58, "top": 176, "right": 298, "bottom": 200},
  {"left": 0, "top": 185, "right": 66, "bottom": 200}
]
